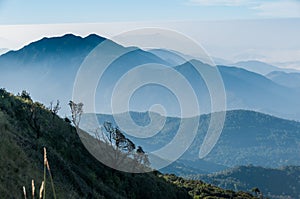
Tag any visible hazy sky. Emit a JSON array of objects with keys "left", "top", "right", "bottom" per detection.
[
  {"left": 0, "top": 0, "right": 300, "bottom": 68},
  {"left": 0, "top": 0, "right": 300, "bottom": 24}
]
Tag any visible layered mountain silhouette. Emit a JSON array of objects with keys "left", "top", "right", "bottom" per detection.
[
  {"left": 0, "top": 34, "right": 169, "bottom": 115},
  {"left": 234, "top": 60, "right": 299, "bottom": 75},
  {"left": 79, "top": 110, "right": 300, "bottom": 173},
  {"left": 267, "top": 71, "right": 300, "bottom": 89},
  {"left": 1, "top": 33, "right": 299, "bottom": 199},
  {"left": 1, "top": 34, "right": 300, "bottom": 121}
]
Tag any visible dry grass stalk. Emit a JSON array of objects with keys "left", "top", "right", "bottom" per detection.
[
  {"left": 43, "top": 147, "right": 47, "bottom": 166},
  {"left": 43, "top": 147, "right": 47, "bottom": 199},
  {"left": 46, "top": 158, "right": 57, "bottom": 199},
  {"left": 23, "top": 186, "right": 27, "bottom": 199},
  {"left": 39, "top": 181, "right": 44, "bottom": 199},
  {"left": 43, "top": 147, "right": 57, "bottom": 199},
  {"left": 32, "top": 179, "right": 35, "bottom": 199},
  {"left": 22, "top": 148, "right": 56, "bottom": 199}
]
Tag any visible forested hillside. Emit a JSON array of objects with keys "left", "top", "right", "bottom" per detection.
[
  {"left": 192, "top": 165, "right": 300, "bottom": 199},
  {"left": 0, "top": 89, "right": 256, "bottom": 199}
]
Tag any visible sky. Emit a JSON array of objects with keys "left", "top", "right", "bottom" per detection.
[
  {"left": 0, "top": 0, "right": 300, "bottom": 24},
  {"left": 0, "top": 0, "right": 300, "bottom": 68}
]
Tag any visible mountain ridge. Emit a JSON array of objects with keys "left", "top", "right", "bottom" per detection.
[
  {"left": 86, "top": 109, "right": 300, "bottom": 173},
  {"left": 1, "top": 33, "right": 300, "bottom": 121},
  {"left": 234, "top": 60, "right": 300, "bottom": 75}
]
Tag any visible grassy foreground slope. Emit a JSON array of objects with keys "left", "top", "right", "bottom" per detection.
[{"left": 0, "top": 89, "right": 256, "bottom": 199}]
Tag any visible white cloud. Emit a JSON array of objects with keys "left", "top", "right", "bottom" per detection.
[
  {"left": 187, "top": 0, "right": 255, "bottom": 6},
  {"left": 253, "top": 1, "right": 300, "bottom": 18},
  {"left": 188, "top": 0, "right": 300, "bottom": 18}
]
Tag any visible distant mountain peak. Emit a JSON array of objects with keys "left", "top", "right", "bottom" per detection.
[
  {"left": 31, "top": 33, "right": 105, "bottom": 47},
  {"left": 85, "top": 33, "right": 102, "bottom": 39},
  {"left": 0, "top": 33, "right": 107, "bottom": 69},
  {"left": 84, "top": 33, "right": 106, "bottom": 43},
  {"left": 39, "top": 33, "right": 82, "bottom": 41},
  {"left": 237, "top": 60, "right": 271, "bottom": 64}
]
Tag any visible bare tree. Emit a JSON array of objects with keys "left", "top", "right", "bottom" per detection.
[
  {"left": 94, "top": 121, "right": 150, "bottom": 170},
  {"left": 101, "top": 121, "right": 136, "bottom": 154},
  {"left": 135, "top": 146, "right": 150, "bottom": 167},
  {"left": 68, "top": 101, "right": 83, "bottom": 128},
  {"left": 49, "top": 100, "right": 61, "bottom": 117}
]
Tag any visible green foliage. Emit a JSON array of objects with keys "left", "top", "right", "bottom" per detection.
[
  {"left": 19, "top": 90, "right": 32, "bottom": 102},
  {"left": 0, "top": 89, "right": 259, "bottom": 199},
  {"left": 0, "top": 89, "right": 191, "bottom": 199},
  {"left": 195, "top": 165, "right": 300, "bottom": 199},
  {"left": 162, "top": 174, "right": 257, "bottom": 199}
]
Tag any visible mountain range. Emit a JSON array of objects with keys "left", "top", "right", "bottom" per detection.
[
  {"left": 234, "top": 60, "right": 300, "bottom": 75},
  {"left": 78, "top": 110, "right": 300, "bottom": 199},
  {"left": 0, "top": 34, "right": 171, "bottom": 116},
  {"left": 1, "top": 34, "right": 300, "bottom": 121},
  {"left": 78, "top": 110, "right": 300, "bottom": 174},
  {"left": 267, "top": 71, "right": 300, "bottom": 89},
  {"left": 1, "top": 33, "right": 299, "bottom": 199}
]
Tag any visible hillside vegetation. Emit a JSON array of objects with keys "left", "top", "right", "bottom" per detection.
[
  {"left": 0, "top": 88, "right": 257, "bottom": 199},
  {"left": 0, "top": 89, "right": 190, "bottom": 199},
  {"left": 192, "top": 165, "right": 300, "bottom": 199}
]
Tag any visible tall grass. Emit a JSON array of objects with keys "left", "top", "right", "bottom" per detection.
[
  {"left": 23, "top": 186, "right": 27, "bottom": 199},
  {"left": 32, "top": 180, "right": 35, "bottom": 199},
  {"left": 44, "top": 147, "right": 56, "bottom": 199},
  {"left": 39, "top": 181, "right": 44, "bottom": 199},
  {"left": 23, "top": 147, "right": 56, "bottom": 199}
]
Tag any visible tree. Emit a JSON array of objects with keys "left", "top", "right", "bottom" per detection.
[
  {"left": 28, "top": 102, "right": 45, "bottom": 139},
  {"left": 48, "top": 100, "right": 61, "bottom": 117},
  {"left": 251, "top": 187, "right": 261, "bottom": 196},
  {"left": 64, "top": 117, "right": 71, "bottom": 124},
  {"left": 102, "top": 121, "right": 136, "bottom": 154},
  {"left": 135, "top": 146, "right": 150, "bottom": 167},
  {"left": 19, "top": 90, "right": 32, "bottom": 102},
  {"left": 68, "top": 101, "right": 83, "bottom": 128},
  {"left": 96, "top": 121, "right": 150, "bottom": 170}
]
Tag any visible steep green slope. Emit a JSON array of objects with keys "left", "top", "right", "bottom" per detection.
[
  {"left": 0, "top": 89, "right": 256, "bottom": 199},
  {"left": 0, "top": 89, "right": 190, "bottom": 199}
]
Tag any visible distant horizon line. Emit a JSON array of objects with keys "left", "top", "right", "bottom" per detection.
[
  {"left": 1, "top": 32, "right": 299, "bottom": 72},
  {"left": 81, "top": 109, "right": 290, "bottom": 121}
]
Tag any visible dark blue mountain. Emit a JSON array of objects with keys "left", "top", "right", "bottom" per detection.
[
  {"left": 78, "top": 110, "right": 300, "bottom": 173},
  {"left": 175, "top": 60, "right": 300, "bottom": 120},
  {"left": 0, "top": 34, "right": 169, "bottom": 115},
  {"left": 0, "top": 34, "right": 104, "bottom": 70},
  {"left": 1, "top": 34, "right": 300, "bottom": 120}
]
